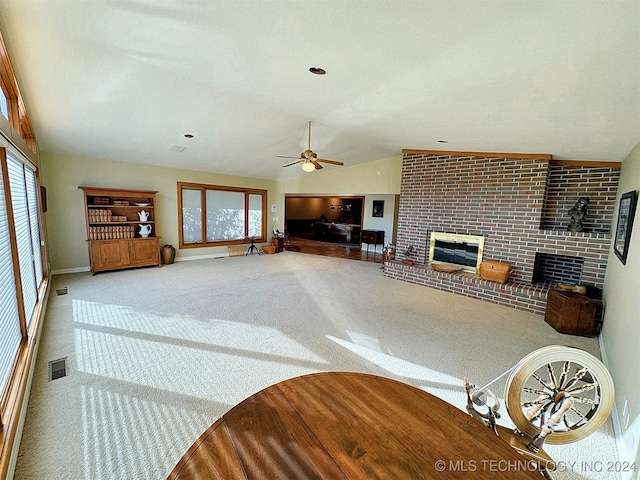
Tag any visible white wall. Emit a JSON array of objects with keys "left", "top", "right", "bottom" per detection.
[
  {"left": 601, "top": 140, "right": 640, "bottom": 474},
  {"left": 279, "top": 155, "right": 402, "bottom": 196},
  {"left": 361, "top": 194, "right": 396, "bottom": 252}
]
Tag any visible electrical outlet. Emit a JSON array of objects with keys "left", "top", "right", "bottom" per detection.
[{"left": 622, "top": 396, "right": 630, "bottom": 430}]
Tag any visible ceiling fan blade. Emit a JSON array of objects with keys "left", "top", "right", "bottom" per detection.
[
  {"left": 317, "top": 158, "right": 344, "bottom": 166},
  {"left": 282, "top": 160, "right": 303, "bottom": 167},
  {"left": 277, "top": 122, "right": 343, "bottom": 171}
]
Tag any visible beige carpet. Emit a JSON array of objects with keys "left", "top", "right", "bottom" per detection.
[{"left": 15, "top": 252, "right": 619, "bottom": 479}]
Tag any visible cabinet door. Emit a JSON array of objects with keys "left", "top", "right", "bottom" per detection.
[
  {"left": 90, "top": 240, "right": 130, "bottom": 272},
  {"left": 129, "top": 239, "right": 159, "bottom": 266}
]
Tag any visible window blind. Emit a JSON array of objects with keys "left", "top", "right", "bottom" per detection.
[
  {"left": 25, "top": 167, "right": 43, "bottom": 287},
  {"left": 0, "top": 158, "right": 21, "bottom": 397},
  {"left": 7, "top": 155, "right": 37, "bottom": 325},
  {"left": 206, "top": 189, "right": 245, "bottom": 241}
]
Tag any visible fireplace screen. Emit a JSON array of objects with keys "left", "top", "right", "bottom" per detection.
[{"left": 429, "top": 232, "right": 484, "bottom": 273}]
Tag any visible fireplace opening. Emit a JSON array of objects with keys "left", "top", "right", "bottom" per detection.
[
  {"left": 533, "top": 253, "right": 584, "bottom": 286},
  {"left": 429, "top": 232, "right": 484, "bottom": 273}
]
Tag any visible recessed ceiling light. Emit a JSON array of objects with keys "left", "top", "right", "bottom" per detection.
[
  {"left": 437, "top": 140, "right": 448, "bottom": 143},
  {"left": 309, "top": 67, "right": 326, "bottom": 75},
  {"left": 184, "top": 133, "right": 194, "bottom": 138}
]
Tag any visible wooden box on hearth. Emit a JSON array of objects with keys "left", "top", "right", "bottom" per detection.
[{"left": 544, "top": 289, "right": 601, "bottom": 337}]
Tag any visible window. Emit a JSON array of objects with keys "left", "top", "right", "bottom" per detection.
[
  {"left": 25, "top": 168, "right": 43, "bottom": 287},
  {"left": 178, "top": 182, "right": 267, "bottom": 247},
  {"left": 0, "top": 147, "right": 45, "bottom": 406},
  {"left": 0, "top": 87, "right": 7, "bottom": 119},
  {"left": 7, "top": 155, "right": 38, "bottom": 325},
  {"left": 0, "top": 25, "right": 45, "bottom": 475},
  {"left": 0, "top": 157, "right": 21, "bottom": 398}
]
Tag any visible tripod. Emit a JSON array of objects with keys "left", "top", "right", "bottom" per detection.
[{"left": 245, "top": 236, "right": 262, "bottom": 255}]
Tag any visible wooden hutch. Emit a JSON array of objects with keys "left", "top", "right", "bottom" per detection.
[{"left": 79, "top": 186, "right": 161, "bottom": 274}]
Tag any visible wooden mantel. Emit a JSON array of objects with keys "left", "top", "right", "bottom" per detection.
[
  {"left": 402, "top": 149, "right": 553, "bottom": 160},
  {"left": 402, "top": 149, "right": 622, "bottom": 168}
]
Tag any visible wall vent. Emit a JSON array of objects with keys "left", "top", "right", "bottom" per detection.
[
  {"left": 49, "top": 357, "right": 68, "bottom": 381},
  {"left": 56, "top": 287, "right": 68, "bottom": 295}
]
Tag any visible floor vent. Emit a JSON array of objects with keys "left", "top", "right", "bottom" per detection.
[
  {"left": 56, "top": 287, "right": 68, "bottom": 295},
  {"left": 49, "top": 357, "right": 68, "bottom": 381}
]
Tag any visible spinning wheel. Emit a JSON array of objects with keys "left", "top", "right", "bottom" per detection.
[
  {"left": 504, "top": 345, "right": 614, "bottom": 446},
  {"left": 465, "top": 345, "right": 614, "bottom": 477}
]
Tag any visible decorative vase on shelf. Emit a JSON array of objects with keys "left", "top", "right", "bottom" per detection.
[
  {"left": 161, "top": 244, "right": 176, "bottom": 264},
  {"left": 139, "top": 224, "right": 152, "bottom": 238}
]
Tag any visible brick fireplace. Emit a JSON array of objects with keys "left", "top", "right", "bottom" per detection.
[{"left": 384, "top": 151, "right": 620, "bottom": 315}]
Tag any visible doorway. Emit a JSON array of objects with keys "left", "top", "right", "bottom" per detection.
[{"left": 285, "top": 196, "right": 365, "bottom": 244}]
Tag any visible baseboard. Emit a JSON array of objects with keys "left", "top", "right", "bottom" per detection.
[
  {"left": 175, "top": 253, "right": 228, "bottom": 262},
  {"left": 6, "top": 281, "right": 52, "bottom": 477},
  {"left": 51, "top": 255, "right": 234, "bottom": 273},
  {"left": 599, "top": 333, "right": 635, "bottom": 478},
  {"left": 51, "top": 266, "right": 91, "bottom": 275}
]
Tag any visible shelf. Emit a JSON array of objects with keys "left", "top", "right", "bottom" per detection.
[
  {"left": 79, "top": 186, "right": 161, "bottom": 273},
  {"left": 89, "top": 221, "right": 156, "bottom": 225},
  {"left": 538, "top": 229, "right": 611, "bottom": 239},
  {"left": 88, "top": 204, "right": 154, "bottom": 208},
  {"left": 88, "top": 237, "right": 158, "bottom": 241}
]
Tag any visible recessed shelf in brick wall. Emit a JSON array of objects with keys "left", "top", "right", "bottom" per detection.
[{"left": 541, "top": 163, "right": 620, "bottom": 233}]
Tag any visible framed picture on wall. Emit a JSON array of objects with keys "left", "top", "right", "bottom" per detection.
[
  {"left": 614, "top": 190, "right": 638, "bottom": 265},
  {"left": 372, "top": 200, "right": 384, "bottom": 218}
]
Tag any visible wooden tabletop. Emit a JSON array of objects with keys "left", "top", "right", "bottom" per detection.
[{"left": 168, "top": 372, "right": 542, "bottom": 479}]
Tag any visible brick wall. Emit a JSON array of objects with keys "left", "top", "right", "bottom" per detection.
[
  {"left": 386, "top": 152, "right": 620, "bottom": 314},
  {"left": 533, "top": 253, "right": 584, "bottom": 285}
]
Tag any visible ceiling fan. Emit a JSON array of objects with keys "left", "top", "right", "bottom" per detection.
[{"left": 278, "top": 121, "right": 344, "bottom": 172}]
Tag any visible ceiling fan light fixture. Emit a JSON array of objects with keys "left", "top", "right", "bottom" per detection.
[{"left": 302, "top": 162, "right": 316, "bottom": 172}]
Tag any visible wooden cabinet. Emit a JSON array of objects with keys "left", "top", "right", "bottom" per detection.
[
  {"left": 544, "top": 289, "right": 601, "bottom": 337},
  {"left": 272, "top": 237, "right": 284, "bottom": 253},
  {"left": 361, "top": 229, "right": 385, "bottom": 251},
  {"left": 79, "top": 186, "right": 161, "bottom": 274}
]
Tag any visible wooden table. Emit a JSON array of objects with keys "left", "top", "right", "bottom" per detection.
[
  {"left": 314, "top": 221, "right": 361, "bottom": 242},
  {"left": 168, "top": 372, "right": 542, "bottom": 479}
]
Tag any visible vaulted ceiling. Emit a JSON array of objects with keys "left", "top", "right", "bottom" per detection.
[{"left": 0, "top": 1, "right": 638, "bottom": 180}]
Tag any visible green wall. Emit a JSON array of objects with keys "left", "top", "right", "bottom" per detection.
[
  {"left": 278, "top": 155, "right": 402, "bottom": 195},
  {"left": 40, "top": 152, "right": 402, "bottom": 272},
  {"left": 40, "top": 152, "right": 279, "bottom": 271}
]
